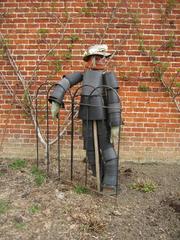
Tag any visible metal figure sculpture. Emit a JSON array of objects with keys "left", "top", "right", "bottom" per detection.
[{"left": 48, "top": 44, "right": 122, "bottom": 192}]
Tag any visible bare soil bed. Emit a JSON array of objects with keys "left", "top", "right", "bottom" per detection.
[{"left": 0, "top": 158, "right": 179, "bottom": 240}]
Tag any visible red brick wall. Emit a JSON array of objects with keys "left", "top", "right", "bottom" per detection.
[{"left": 0, "top": 0, "right": 179, "bottom": 162}]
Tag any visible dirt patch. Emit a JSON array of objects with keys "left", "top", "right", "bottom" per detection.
[{"left": 0, "top": 159, "right": 179, "bottom": 240}]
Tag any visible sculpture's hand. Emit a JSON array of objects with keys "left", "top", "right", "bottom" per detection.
[
  {"left": 51, "top": 101, "right": 60, "bottom": 119},
  {"left": 110, "top": 126, "right": 119, "bottom": 143}
]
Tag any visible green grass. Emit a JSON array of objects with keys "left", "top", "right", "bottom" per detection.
[
  {"left": 31, "top": 166, "right": 46, "bottom": 186},
  {"left": 0, "top": 199, "right": 9, "bottom": 215},
  {"left": 0, "top": 172, "right": 5, "bottom": 177},
  {"left": 28, "top": 204, "right": 41, "bottom": 215},
  {"left": 130, "top": 180, "right": 156, "bottom": 193},
  {"left": 74, "top": 185, "right": 89, "bottom": 194},
  {"left": 9, "top": 159, "right": 27, "bottom": 170},
  {"left": 14, "top": 222, "right": 26, "bottom": 230}
]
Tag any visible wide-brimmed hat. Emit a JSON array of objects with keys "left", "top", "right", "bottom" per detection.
[{"left": 83, "top": 44, "right": 112, "bottom": 62}]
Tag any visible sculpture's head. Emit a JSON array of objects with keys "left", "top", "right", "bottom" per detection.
[{"left": 83, "top": 44, "right": 112, "bottom": 70}]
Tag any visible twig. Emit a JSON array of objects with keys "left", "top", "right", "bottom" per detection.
[
  {"left": 0, "top": 33, "right": 27, "bottom": 90},
  {"left": 29, "top": 14, "right": 71, "bottom": 86},
  {"left": 99, "top": 0, "right": 122, "bottom": 44},
  {"left": 170, "top": 71, "right": 180, "bottom": 88},
  {"left": 160, "top": 76, "right": 180, "bottom": 112},
  {"left": 0, "top": 72, "right": 28, "bottom": 113},
  {"left": 50, "top": 104, "right": 79, "bottom": 145}
]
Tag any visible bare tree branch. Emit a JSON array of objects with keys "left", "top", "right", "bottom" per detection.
[
  {"left": 29, "top": 13, "right": 71, "bottom": 86},
  {"left": 159, "top": 75, "right": 180, "bottom": 112}
]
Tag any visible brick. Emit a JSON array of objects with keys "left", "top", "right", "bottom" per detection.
[{"left": 0, "top": 0, "right": 179, "bottom": 161}]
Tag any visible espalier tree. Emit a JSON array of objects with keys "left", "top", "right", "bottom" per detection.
[{"left": 0, "top": 0, "right": 179, "bottom": 161}]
